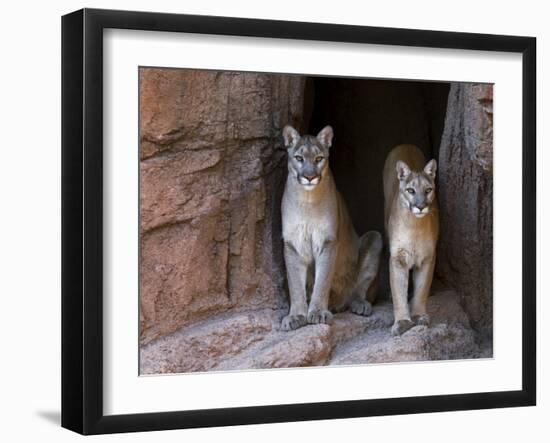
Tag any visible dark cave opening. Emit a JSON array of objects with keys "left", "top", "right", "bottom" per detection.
[{"left": 304, "top": 77, "right": 451, "bottom": 297}]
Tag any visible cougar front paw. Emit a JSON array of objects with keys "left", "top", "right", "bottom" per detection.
[
  {"left": 412, "top": 314, "right": 430, "bottom": 326},
  {"left": 391, "top": 319, "right": 415, "bottom": 336},
  {"left": 307, "top": 309, "right": 333, "bottom": 325},
  {"left": 281, "top": 314, "right": 307, "bottom": 331},
  {"left": 350, "top": 299, "right": 373, "bottom": 317}
]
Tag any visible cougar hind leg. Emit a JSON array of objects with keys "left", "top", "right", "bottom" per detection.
[
  {"left": 366, "top": 273, "right": 379, "bottom": 304},
  {"left": 349, "top": 231, "right": 383, "bottom": 316}
]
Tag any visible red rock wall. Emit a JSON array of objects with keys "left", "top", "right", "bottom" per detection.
[
  {"left": 139, "top": 69, "right": 305, "bottom": 344},
  {"left": 436, "top": 83, "right": 493, "bottom": 337}
]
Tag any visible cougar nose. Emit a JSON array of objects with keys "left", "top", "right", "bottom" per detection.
[
  {"left": 304, "top": 175, "right": 316, "bottom": 182},
  {"left": 416, "top": 203, "right": 427, "bottom": 210}
]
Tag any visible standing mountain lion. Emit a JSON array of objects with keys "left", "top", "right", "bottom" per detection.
[
  {"left": 383, "top": 144, "right": 439, "bottom": 336},
  {"left": 280, "top": 125, "right": 382, "bottom": 331}
]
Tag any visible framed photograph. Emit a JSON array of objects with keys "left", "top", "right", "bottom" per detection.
[{"left": 61, "top": 8, "right": 536, "bottom": 435}]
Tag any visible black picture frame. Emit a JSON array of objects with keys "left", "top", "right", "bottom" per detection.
[{"left": 61, "top": 8, "right": 536, "bottom": 435}]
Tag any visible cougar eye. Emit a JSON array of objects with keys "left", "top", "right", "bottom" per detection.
[
  {"left": 425, "top": 187, "right": 433, "bottom": 194},
  {"left": 406, "top": 188, "right": 415, "bottom": 194},
  {"left": 294, "top": 155, "right": 304, "bottom": 162},
  {"left": 314, "top": 156, "right": 324, "bottom": 163}
]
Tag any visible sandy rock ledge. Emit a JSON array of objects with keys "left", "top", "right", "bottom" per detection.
[{"left": 140, "top": 291, "right": 490, "bottom": 375}]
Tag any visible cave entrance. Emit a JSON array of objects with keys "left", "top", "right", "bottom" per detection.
[{"left": 304, "top": 77, "right": 451, "bottom": 297}]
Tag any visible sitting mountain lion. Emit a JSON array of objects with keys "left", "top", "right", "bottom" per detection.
[
  {"left": 280, "top": 125, "right": 382, "bottom": 331},
  {"left": 383, "top": 144, "right": 439, "bottom": 336}
]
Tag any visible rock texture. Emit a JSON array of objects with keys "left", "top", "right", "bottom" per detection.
[
  {"left": 140, "top": 291, "right": 488, "bottom": 374},
  {"left": 436, "top": 84, "right": 493, "bottom": 339},
  {"left": 139, "top": 69, "right": 305, "bottom": 344},
  {"left": 139, "top": 72, "right": 493, "bottom": 372}
]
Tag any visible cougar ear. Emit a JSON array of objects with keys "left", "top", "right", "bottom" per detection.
[
  {"left": 424, "top": 159, "right": 437, "bottom": 179},
  {"left": 316, "top": 125, "right": 334, "bottom": 149},
  {"left": 396, "top": 161, "right": 412, "bottom": 181},
  {"left": 282, "top": 125, "right": 300, "bottom": 150}
]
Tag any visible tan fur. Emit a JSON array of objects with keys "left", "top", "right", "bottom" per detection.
[
  {"left": 281, "top": 125, "right": 382, "bottom": 331},
  {"left": 383, "top": 144, "right": 439, "bottom": 336}
]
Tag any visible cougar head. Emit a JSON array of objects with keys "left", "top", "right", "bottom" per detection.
[
  {"left": 396, "top": 159, "right": 437, "bottom": 218},
  {"left": 282, "top": 125, "right": 333, "bottom": 191}
]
